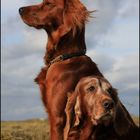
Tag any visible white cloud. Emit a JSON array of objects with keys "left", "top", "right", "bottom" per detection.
[
  {"left": 105, "top": 53, "right": 139, "bottom": 87},
  {"left": 23, "top": 28, "right": 47, "bottom": 50},
  {"left": 118, "top": 0, "right": 139, "bottom": 18},
  {"left": 98, "top": 19, "right": 139, "bottom": 51}
]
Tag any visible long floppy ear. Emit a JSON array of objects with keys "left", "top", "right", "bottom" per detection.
[
  {"left": 64, "top": 79, "right": 83, "bottom": 139},
  {"left": 114, "top": 100, "right": 135, "bottom": 136},
  {"left": 64, "top": 91, "right": 82, "bottom": 140},
  {"left": 74, "top": 95, "right": 82, "bottom": 126},
  {"left": 50, "top": 0, "right": 90, "bottom": 49},
  {"left": 63, "top": 0, "right": 90, "bottom": 35},
  {"left": 64, "top": 92, "right": 77, "bottom": 140}
]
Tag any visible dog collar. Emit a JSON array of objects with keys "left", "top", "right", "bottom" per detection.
[{"left": 49, "top": 51, "right": 86, "bottom": 67}]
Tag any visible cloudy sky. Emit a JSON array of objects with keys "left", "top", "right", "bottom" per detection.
[{"left": 1, "top": 0, "right": 139, "bottom": 120}]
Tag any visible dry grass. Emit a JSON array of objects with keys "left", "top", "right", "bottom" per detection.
[
  {"left": 1, "top": 116, "right": 139, "bottom": 140},
  {"left": 1, "top": 119, "right": 50, "bottom": 140}
]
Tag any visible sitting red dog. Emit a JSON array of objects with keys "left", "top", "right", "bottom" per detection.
[
  {"left": 19, "top": 0, "right": 102, "bottom": 139},
  {"left": 64, "top": 76, "right": 139, "bottom": 140}
]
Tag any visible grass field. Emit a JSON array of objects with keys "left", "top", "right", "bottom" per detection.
[
  {"left": 1, "top": 119, "right": 50, "bottom": 140},
  {"left": 1, "top": 116, "right": 139, "bottom": 140}
]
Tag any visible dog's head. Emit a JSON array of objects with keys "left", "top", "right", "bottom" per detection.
[
  {"left": 19, "top": 0, "right": 89, "bottom": 35},
  {"left": 74, "top": 76, "right": 117, "bottom": 126},
  {"left": 19, "top": 0, "right": 64, "bottom": 30},
  {"left": 65, "top": 76, "right": 135, "bottom": 136}
]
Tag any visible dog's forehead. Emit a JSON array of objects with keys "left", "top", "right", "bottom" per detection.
[
  {"left": 80, "top": 76, "right": 111, "bottom": 88},
  {"left": 46, "top": 0, "right": 64, "bottom": 5},
  {"left": 81, "top": 77, "right": 99, "bottom": 86}
]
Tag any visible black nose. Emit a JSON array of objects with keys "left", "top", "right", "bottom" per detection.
[
  {"left": 103, "top": 100, "right": 114, "bottom": 110},
  {"left": 19, "top": 7, "right": 24, "bottom": 15}
]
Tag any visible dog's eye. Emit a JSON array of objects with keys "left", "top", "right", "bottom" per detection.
[{"left": 87, "top": 86, "right": 95, "bottom": 92}]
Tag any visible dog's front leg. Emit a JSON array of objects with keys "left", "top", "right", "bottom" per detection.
[{"left": 50, "top": 115, "right": 65, "bottom": 140}]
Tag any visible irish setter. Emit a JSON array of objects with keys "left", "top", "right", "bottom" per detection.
[
  {"left": 19, "top": 0, "right": 101, "bottom": 139},
  {"left": 64, "top": 76, "right": 139, "bottom": 140}
]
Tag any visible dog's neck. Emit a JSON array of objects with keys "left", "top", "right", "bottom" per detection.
[{"left": 44, "top": 27, "right": 86, "bottom": 65}]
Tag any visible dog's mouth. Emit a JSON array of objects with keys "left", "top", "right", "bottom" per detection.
[
  {"left": 100, "top": 113, "right": 113, "bottom": 120},
  {"left": 21, "top": 18, "right": 43, "bottom": 29},
  {"left": 91, "top": 112, "right": 114, "bottom": 126},
  {"left": 19, "top": 13, "right": 44, "bottom": 29}
]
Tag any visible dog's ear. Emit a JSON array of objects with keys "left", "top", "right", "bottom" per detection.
[
  {"left": 49, "top": 0, "right": 90, "bottom": 50},
  {"left": 64, "top": 89, "right": 82, "bottom": 139},
  {"left": 64, "top": 92, "right": 77, "bottom": 140},
  {"left": 63, "top": 0, "right": 90, "bottom": 36},
  {"left": 53, "top": 0, "right": 91, "bottom": 41},
  {"left": 114, "top": 100, "right": 135, "bottom": 136},
  {"left": 74, "top": 95, "right": 82, "bottom": 126}
]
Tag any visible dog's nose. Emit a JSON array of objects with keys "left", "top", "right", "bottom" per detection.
[
  {"left": 103, "top": 100, "right": 114, "bottom": 110},
  {"left": 19, "top": 7, "right": 24, "bottom": 15}
]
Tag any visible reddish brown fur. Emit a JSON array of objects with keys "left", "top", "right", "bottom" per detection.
[{"left": 65, "top": 76, "right": 139, "bottom": 140}]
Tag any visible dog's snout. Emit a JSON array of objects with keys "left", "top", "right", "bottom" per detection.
[
  {"left": 103, "top": 100, "right": 114, "bottom": 110},
  {"left": 19, "top": 7, "right": 24, "bottom": 15}
]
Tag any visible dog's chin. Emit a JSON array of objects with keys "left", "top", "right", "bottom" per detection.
[
  {"left": 99, "top": 114, "right": 113, "bottom": 126},
  {"left": 34, "top": 25, "right": 44, "bottom": 29},
  {"left": 21, "top": 18, "right": 43, "bottom": 29},
  {"left": 27, "top": 23, "right": 43, "bottom": 29},
  {"left": 91, "top": 113, "right": 114, "bottom": 126}
]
